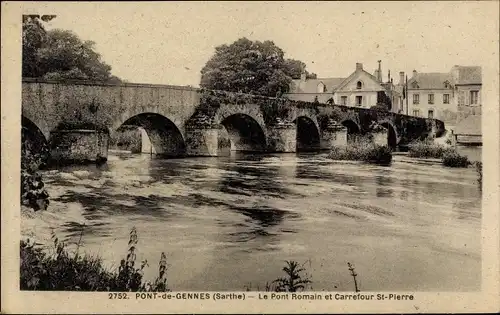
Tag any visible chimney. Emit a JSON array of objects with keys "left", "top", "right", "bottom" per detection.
[
  {"left": 377, "top": 60, "right": 382, "bottom": 82},
  {"left": 356, "top": 63, "right": 363, "bottom": 71},
  {"left": 300, "top": 72, "right": 307, "bottom": 81},
  {"left": 413, "top": 70, "right": 417, "bottom": 78},
  {"left": 399, "top": 72, "right": 405, "bottom": 85},
  {"left": 388, "top": 70, "right": 391, "bottom": 83}
]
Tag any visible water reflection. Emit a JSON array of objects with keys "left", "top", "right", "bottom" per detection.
[
  {"left": 375, "top": 173, "right": 394, "bottom": 198},
  {"left": 217, "top": 158, "right": 290, "bottom": 199}
]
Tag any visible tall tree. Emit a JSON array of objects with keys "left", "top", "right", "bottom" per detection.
[
  {"left": 22, "top": 15, "right": 120, "bottom": 82},
  {"left": 283, "top": 59, "right": 317, "bottom": 80},
  {"left": 22, "top": 15, "right": 55, "bottom": 77},
  {"left": 200, "top": 38, "right": 313, "bottom": 97}
]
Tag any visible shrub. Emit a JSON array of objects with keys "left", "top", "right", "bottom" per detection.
[
  {"left": 328, "top": 137, "right": 392, "bottom": 165},
  {"left": 272, "top": 260, "right": 312, "bottom": 292},
  {"left": 20, "top": 228, "right": 169, "bottom": 291},
  {"left": 442, "top": 149, "right": 470, "bottom": 168},
  {"left": 408, "top": 139, "right": 446, "bottom": 158},
  {"left": 245, "top": 260, "right": 313, "bottom": 292},
  {"left": 21, "top": 133, "right": 49, "bottom": 211},
  {"left": 475, "top": 161, "right": 482, "bottom": 188},
  {"left": 110, "top": 127, "right": 142, "bottom": 153}
]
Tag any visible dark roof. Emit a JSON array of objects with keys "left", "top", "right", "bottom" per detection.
[
  {"left": 407, "top": 73, "right": 452, "bottom": 90},
  {"left": 290, "top": 77, "right": 345, "bottom": 93},
  {"left": 455, "top": 66, "right": 482, "bottom": 85},
  {"left": 455, "top": 114, "right": 481, "bottom": 136}
]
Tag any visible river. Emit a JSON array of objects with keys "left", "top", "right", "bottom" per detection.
[{"left": 22, "top": 149, "right": 482, "bottom": 292}]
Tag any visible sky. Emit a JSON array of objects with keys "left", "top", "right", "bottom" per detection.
[{"left": 20, "top": 1, "right": 499, "bottom": 86}]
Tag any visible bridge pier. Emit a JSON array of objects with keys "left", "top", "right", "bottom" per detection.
[
  {"left": 185, "top": 125, "right": 219, "bottom": 156},
  {"left": 49, "top": 129, "right": 109, "bottom": 164},
  {"left": 266, "top": 123, "right": 297, "bottom": 153},
  {"left": 320, "top": 120, "right": 348, "bottom": 150}
]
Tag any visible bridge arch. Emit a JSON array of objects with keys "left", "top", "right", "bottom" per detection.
[
  {"left": 117, "top": 112, "right": 186, "bottom": 157},
  {"left": 218, "top": 113, "right": 267, "bottom": 152},
  {"left": 341, "top": 119, "right": 362, "bottom": 143},
  {"left": 294, "top": 116, "right": 321, "bottom": 151},
  {"left": 22, "top": 116, "right": 49, "bottom": 160}
]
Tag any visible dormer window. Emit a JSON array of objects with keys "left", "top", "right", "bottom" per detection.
[
  {"left": 356, "top": 81, "right": 363, "bottom": 89},
  {"left": 443, "top": 80, "right": 451, "bottom": 88},
  {"left": 317, "top": 82, "right": 326, "bottom": 93},
  {"left": 412, "top": 82, "right": 419, "bottom": 89}
]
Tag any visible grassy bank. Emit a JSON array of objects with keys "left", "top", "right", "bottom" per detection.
[{"left": 328, "top": 138, "right": 392, "bottom": 166}]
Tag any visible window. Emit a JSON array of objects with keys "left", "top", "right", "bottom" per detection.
[
  {"left": 341, "top": 96, "right": 347, "bottom": 105},
  {"left": 428, "top": 110, "right": 434, "bottom": 119},
  {"left": 470, "top": 91, "right": 479, "bottom": 105},
  {"left": 413, "top": 109, "right": 420, "bottom": 117},
  {"left": 428, "top": 94, "right": 434, "bottom": 104},
  {"left": 355, "top": 96, "right": 363, "bottom": 106},
  {"left": 317, "top": 83, "right": 325, "bottom": 93},
  {"left": 413, "top": 94, "right": 420, "bottom": 104},
  {"left": 443, "top": 94, "right": 450, "bottom": 104},
  {"left": 356, "top": 81, "right": 362, "bottom": 89}
]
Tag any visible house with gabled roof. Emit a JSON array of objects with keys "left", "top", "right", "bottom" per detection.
[
  {"left": 285, "top": 61, "right": 401, "bottom": 111},
  {"left": 404, "top": 70, "right": 456, "bottom": 123},
  {"left": 401, "top": 65, "right": 481, "bottom": 142}
]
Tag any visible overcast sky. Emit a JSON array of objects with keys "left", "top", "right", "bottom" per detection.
[{"left": 21, "top": 1, "right": 499, "bottom": 86}]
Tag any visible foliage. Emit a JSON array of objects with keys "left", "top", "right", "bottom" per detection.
[
  {"left": 22, "top": 15, "right": 56, "bottom": 78},
  {"left": 21, "top": 129, "right": 49, "bottom": 211},
  {"left": 347, "top": 262, "right": 360, "bottom": 292},
  {"left": 408, "top": 139, "right": 447, "bottom": 158},
  {"left": 20, "top": 228, "right": 169, "bottom": 291},
  {"left": 370, "top": 103, "right": 390, "bottom": 112},
  {"left": 200, "top": 37, "right": 313, "bottom": 97},
  {"left": 328, "top": 137, "right": 392, "bottom": 165},
  {"left": 22, "top": 15, "right": 120, "bottom": 82},
  {"left": 442, "top": 149, "right": 471, "bottom": 168},
  {"left": 283, "top": 59, "right": 317, "bottom": 79},
  {"left": 475, "top": 161, "right": 482, "bottom": 189},
  {"left": 272, "top": 260, "right": 312, "bottom": 292},
  {"left": 53, "top": 98, "right": 113, "bottom": 132},
  {"left": 195, "top": 88, "right": 319, "bottom": 126},
  {"left": 110, "top": 128, "right": 142, "bottom": 153}
]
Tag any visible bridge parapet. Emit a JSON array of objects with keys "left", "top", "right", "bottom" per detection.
[{"left": 21, "top": 79, "right": 445, "bottom": 161}]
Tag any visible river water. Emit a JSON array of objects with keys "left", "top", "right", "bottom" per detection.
[{"left": 22, "top": 150, "right": 482, "bottom": 292}]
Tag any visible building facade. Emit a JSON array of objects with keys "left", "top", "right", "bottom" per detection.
[
  {"left": 285, "top": 62, "right": 481, "bottom": 141},
  {"left": 286, "top": 61, "right": 401, "bottom": 112},
  {"left": 399, "top": 65, "right": 481, "bottom": 133}
]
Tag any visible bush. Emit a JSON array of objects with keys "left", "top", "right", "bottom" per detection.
[
  {"left": 20, "top": 228, "right": 169, "bottom": 291},
  {"left": 442, "top": 149, "right": 471, "bottom": 168},
  {"left": 21, "top": 132, "right": 49, "bottom": 212},
  {"left": 328, "top": 137, "right": 392, "bottom": 165},
  {"left": 272, "top": 260, "right": 312, "bottom": 292},
  {"left": 408, "top": 139, "right": 446, "bottom": 158},
  {"left": 244, "top": 260, "right": 313, "bottom": 292},
  {"left": 475, "top": 161, "right": 482, "bottom": 190},
  {"left": 109, "top": 128, "right": 142, "bottom": 153}
]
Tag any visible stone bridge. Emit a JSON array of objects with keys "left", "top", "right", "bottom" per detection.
[{"left": 21, "top": 78, "right": 445, "bottom": 159}]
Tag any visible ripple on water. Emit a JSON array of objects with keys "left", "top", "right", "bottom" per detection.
[{"left": 26, "top": 151, "right": 482, "bottom": 291}]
